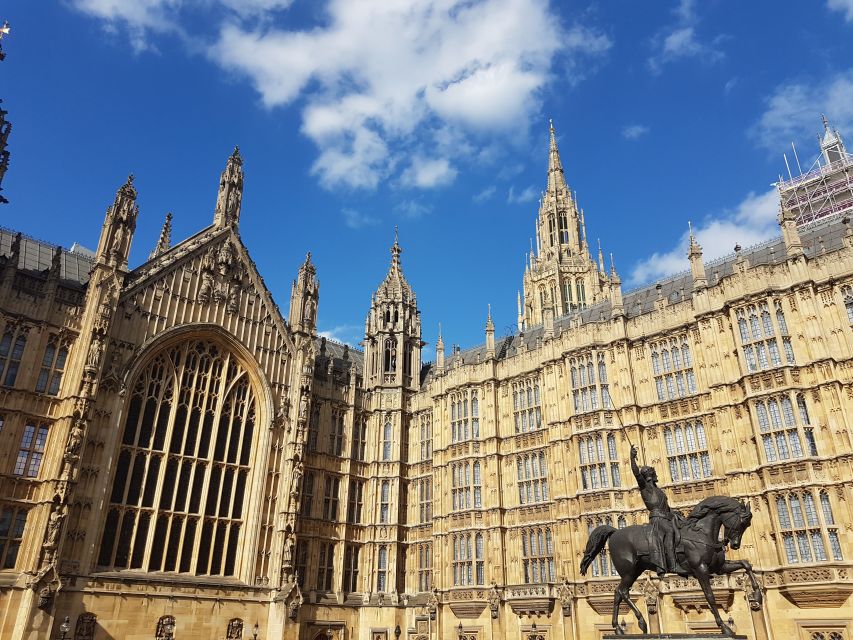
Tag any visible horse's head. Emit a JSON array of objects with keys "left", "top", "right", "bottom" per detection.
[{"left": 723, "top": 499, "right": 753, "bottom": 550}]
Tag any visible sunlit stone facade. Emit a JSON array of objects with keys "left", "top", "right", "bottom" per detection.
[{"left": 0, "top": 123, "right": 851, "bottom": 640}]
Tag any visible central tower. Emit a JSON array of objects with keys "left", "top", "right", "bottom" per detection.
[{"left": 521, "top": 121, "right": 612, "bottom": 328}]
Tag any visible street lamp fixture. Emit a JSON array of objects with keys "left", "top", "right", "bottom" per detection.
[
  {"left": 457, "top": 621, "right": 464, "bottom": 637},
  {"left": 394, "top": 625, "right": 401, "bottom": 639},
  {"left": 58, "top": 616, "right": 71, "bottom": 640},
  {"left": 253, "top": 622, "right": 259, "bottom": 640},
  {"left": 326, "top": 628, "right": 333, "bottom": 640}
]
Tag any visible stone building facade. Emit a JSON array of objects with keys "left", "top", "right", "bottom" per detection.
[{"left": 0, "top": 120, "right": 851, "bottom": 640}]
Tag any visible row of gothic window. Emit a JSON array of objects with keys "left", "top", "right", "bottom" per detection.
[{"left": 450, "top": 390, "right": 479, "bottom": 443}]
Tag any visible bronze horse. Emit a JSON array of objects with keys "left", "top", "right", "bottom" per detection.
[{"left": 580, "top": 496, "right": 762, "bottom": 636}]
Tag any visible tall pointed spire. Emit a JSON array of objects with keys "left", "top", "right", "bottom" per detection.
[
  {"left": 149, "top": 212, "right": 173, "bottom": 260},
  {"left": 214, "top": 146, "right": 244, "bottom": 228},
  {"left": 485, "top": 304, "right": 495, "bottom": 358},
  {"left": 597, "top": 238, "right": 605, "bottom": 272},
  {"left": 547, "top": 119, "right": 568, "bottom": 194},
  {"left": 687, "top": 221, "right": 707, "bottom": 288}
]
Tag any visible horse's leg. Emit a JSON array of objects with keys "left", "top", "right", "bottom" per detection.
[
  {"left": 719, "top": 559, "right": 763, "bottom": 608},
  {"left": 613, "top": 563, "right": 647, "bottom": 634},
  {"left": 611, "top": 587, "right": 624, "bottom": 635},
  {"left": 695, "top": 563, "right": 734, "bottom": 636}
]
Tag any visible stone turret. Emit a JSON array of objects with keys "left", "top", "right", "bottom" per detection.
[
  {"left": 363, "top": 230, "right": 422, "bottom": 390},
  {"left": 288, "top": 252, "right": 319, "bottom": 335},
  {"left": 688, "top": 221, "right": 707, "bottom": 288},
  {"left": 94, "top": 175, "right": 138, "bottom": 271},
  {"left": 485, "top": 305, "right": 495, "bottom": 358}
]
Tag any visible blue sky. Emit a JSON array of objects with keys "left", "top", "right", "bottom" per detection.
[{"left": 3, "top": 0, "right": 853, "bottom": 354}]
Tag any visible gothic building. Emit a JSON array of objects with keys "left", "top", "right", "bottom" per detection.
[{"left": 0, "top": 119, "right": 851, "bottom": 640}]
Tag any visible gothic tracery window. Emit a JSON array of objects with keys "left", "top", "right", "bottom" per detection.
[
  {"left": 570, "top": 353, "right": 611, "bottom": 413},
  {"left": 512, "top": 378, "right": 541, "bottom": 433},
  {"left": 842, "top": 285, "right": 853, "bottom": 323},
  {"left": 663, "top": 421, "right": 712, "bottom": 482},
  {"left": 521, "top": 527, "right": 555, "bottom": 584},
  {"left": 578, "top": 433, "right": 620, "bottom": 490},
  {"left": 651, "top": 336, "right": 696, "bottom": 401},
  {"left": 36, "top": 338, "right": 68, "bottom": 395},
  {"left": 98, "top": 339, "right": 257, "bottom": 577},
  {"left": 0, "top": 326, "right": 27, "bottom": 387},
  {"left": 775, "top": 490, "right": 842, "bottom": 564},
  {"left": 736, "top": 300, "right": 795, "bottom": 372},
  {"left": 517, "top": 450, "right": 549, "bottom": 504},
  {"left": 754, "top": 392, "right": 816, "bottom": 462}
]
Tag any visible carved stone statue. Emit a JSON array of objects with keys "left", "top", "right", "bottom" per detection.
[
  {"left": 290, "top": 461, "right": 303, "bottom": 498},
  {"left": 580, "top": 445, "right": 762, "bottom": 636},
  {"left": 556, "top": 579, "right": 573, "bottom": 616},
  {"left": 297, "top": 394, "right": 309, "bottom": 422},
  {"left": 64, "top": 422, "right": 84, "bottom": 463},
  {"left": 86, "top": 335, "right": 103, "bottom": 370},
  {"left": 487, "top": 584, "right": 500, "bottom": 619},
  {"left": 43, "top": 505, "right": 66, "bottom": 550}
]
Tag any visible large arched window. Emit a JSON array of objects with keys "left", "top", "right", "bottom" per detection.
[{"left": 98, "top": 338, "right": 257, "bottom": 577}]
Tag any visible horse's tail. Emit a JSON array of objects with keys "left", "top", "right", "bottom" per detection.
[{"left": 580, "top": 525, "right": 617, "bottom": 575}]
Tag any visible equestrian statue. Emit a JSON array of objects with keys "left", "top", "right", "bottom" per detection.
[{"left": 580, "top": 444, "right": 763, "bottom": 636}]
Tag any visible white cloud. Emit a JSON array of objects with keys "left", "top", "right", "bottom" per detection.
[
  {"left": 750, "top": 70, "right": 853, "bottom": 153},
  {"left": 209, "top": 0, "right": 610, "bottom": 189},
  {"left": 507, "top": 185, "right": 538, "bottom": 204},
  {"left": 828, "top": 0, "right": 853, "bottom": 20},
  {"left": 342, "top": 208, "right": 378, "bottom": 229},
  {"left": 400, "top": 156, "right": 458, "bottom": 189},
  {"left": 70, "top": 0, "right": 293, "bottom": 51},
  {"left": 395, "top": 200, "right": 432, "bottom": 219},
  {"left": 628, "top": 188, "right": 780, "bottom": 286},
  {"left": 647, "top": 1, "right": 724, "bottom": 74},
  {"left": 622, "top": 124, "right": 650, "bottom": 140},
  {"left": 724, "top": 77, "right": 739, "bottom": 94},
  {"left": 71, "top": 1, "right": 612, "bottom": 189},
  {"left": 318, "top": 324, "right": 362, "bottom": 345},
  {"left": 473, "top": 186, "right": 496, "bottom": 203}
]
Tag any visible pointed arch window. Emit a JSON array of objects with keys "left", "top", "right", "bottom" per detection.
[
  {"left": 0, "top": 327, "right": 27, "bottom": 387},
  {"left": 843, "top": 286, "right": 853, "bottom": 323},
  {"left": 36, "top": 338, "right": 68, "bottom": 395},
  {"left": 382, "top": 419, "right": 392, "bottom": 460},
  {"left": 755, "top": 392, "right": 815, "bottom": 462},
  {"left": 97, "top": 339, "right": 257, "bottom": 577},
  {"left": 651, "top": 335, "right": 696, "bottom": 401},
  {"left": 384, "top": 338, "right": 397, "bottom": 373}
]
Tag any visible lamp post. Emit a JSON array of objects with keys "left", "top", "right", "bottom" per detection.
[{"left": 57, "top": 616, "right": 70, "bottom": 640}]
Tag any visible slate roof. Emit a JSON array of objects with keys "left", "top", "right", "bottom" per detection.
[
  {"left": 315, "top": 336, "right": 364, "bottom": 377},
  {"left": 437, "top": 212, "right": 851, "bottom": 373}
]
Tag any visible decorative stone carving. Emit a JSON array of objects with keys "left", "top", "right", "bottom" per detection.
[
  {"left": 197, "top": 240, "right": 246, "bottom": 312},
  {"left": 557, "top": 579, "right": 574, "bottom": 616},
  {"left": 226, "top": 618, "right": 243, "bottom": 639},
  {"left": 74, "top": 612, "right": 97, "bottom": 640},
  {"left": 488, "top": 584, "right": 500, "bottom": 618}
]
